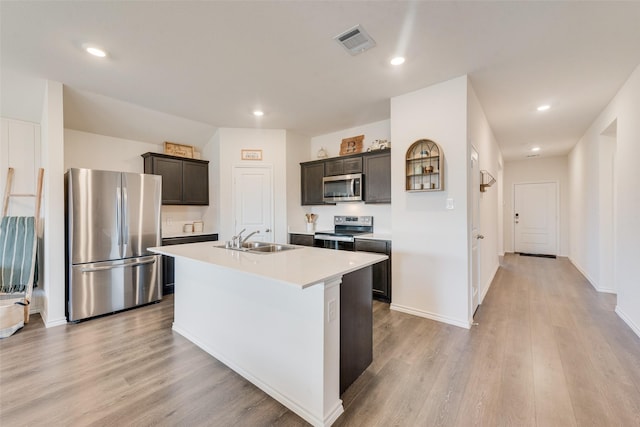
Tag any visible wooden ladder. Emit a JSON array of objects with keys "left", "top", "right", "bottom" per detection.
[
  {"left": 2, "top": 167, "right": 44, "bottom": 325},
  {"left": 2, "top": 167, "right": 44, "bottom": 220}
]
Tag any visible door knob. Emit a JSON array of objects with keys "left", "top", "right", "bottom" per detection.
[{"left": 477, "top": 234, "right": 484, "bottom": 239}]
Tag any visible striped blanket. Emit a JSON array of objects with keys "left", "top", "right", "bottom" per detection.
[{"left": 0, "top": 217, "right": 36, "bottom": 294}]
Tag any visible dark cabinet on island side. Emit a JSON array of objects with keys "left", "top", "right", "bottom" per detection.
[
  {"left": 289, "top": 233, "right": 392, "bottom": 303},
  {"left": 355, "top": 238, "right": 392, "bottom": 303},
  {"left": 161, "top": 234, "right": 218, "bottom": 295}
]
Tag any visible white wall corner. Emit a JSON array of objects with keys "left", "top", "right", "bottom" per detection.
[{"left": 40, "top": 80, "right": 67, "bottom": 326}]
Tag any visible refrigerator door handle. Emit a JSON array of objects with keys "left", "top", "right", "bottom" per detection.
[
  {"left": 122, "top": 177, "right": 129, "bottom": 252},
  {"left": 80, "top": 258, "right": 156, "bottom": 273},
  {"left": 116, "top": 181, "right": 122, "bottom": 248}
]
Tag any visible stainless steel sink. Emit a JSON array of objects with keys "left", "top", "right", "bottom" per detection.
[
  {"left": 241, "top": 241, "right": 273, "bottom": 249},
  {"left": 246, "top": 244, "right": 300, "bottom": 253},
  {"left": 215, "top": 242, "right": 302, "bottom": 254}
]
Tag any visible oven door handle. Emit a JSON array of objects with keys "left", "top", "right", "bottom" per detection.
[{"left": 314, "top": 234, "right": 355, "bottom": 242}]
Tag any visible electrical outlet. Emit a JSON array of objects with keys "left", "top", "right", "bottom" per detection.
[
  {"left": 446, "top": 198, "right": 455, "bottom": 210},
  {"left": 328, "top": 299, "right": 337, "bottom": 322}
]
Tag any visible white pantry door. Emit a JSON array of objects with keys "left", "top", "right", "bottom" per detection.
[
  {"left": 233, "top": 166, "right": 274, "bottom": 243},
  {"left": 514, "top": 182, "right": 558, "bottom": 255}
]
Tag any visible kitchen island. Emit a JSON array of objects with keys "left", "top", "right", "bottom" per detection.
[{"left": 149, "top": 242, "right": 387, "bottom": 427}]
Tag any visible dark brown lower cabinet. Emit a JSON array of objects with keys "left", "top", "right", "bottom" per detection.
[
  {"left": 355, "top": 239, "right": 392, "bottom": 302},
  {"left": 161, "top": 234, "right": 218, "bottom": 295},
  {"left": 288, "top": 233, "right": 315, "bottom": 246},
  {"left": 340, "top": 265, "right": 373, "bottom": 394}
]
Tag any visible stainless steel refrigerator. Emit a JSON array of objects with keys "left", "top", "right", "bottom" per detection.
[{"left": 65, "top": 168, "right": 162, "bottom": 321}]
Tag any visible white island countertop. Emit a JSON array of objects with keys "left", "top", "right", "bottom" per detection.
[{"left": 149, "top": 241, "right": 387, "bottom": 289}]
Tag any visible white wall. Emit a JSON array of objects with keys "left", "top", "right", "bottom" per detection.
[
  {"left": 1, "top": 118, "right": 41, "bottom": 216},
  {"left": 201, "top": 131, "right": 220, "bottom": 235},
  {"left": 64, "top": 128, "right": 161, "bottom": 173},
  {"left": 40, "top": 80, "right": 66, "bottom": 327},
  {"left": 569, "top": 64, "right": 640, "bottom": 338},
  {"left": 467, "top": 82, "right": 503, "bottom": 305},
  {"left": 65, "top": 128, "right": 215, "bottom": 235},
  {"left": 503, "top": 156, "right": 569, "bottom": 257},
  {"left": 213, "top": 128, "right": 288, "bottom": 243},
  {"left": 306, "top": 120, "right": 392, "bottom": 233},
  {"left": 390, "top": 76, "right": 471, "bottom": 328},
  {"left": 286, "top": 131, "right": 311, "bottom": 232},
  {"left": 310, "top": 119, "right": 391, "bottom": 160},
  {"left": 0, "top": 67, "right": 46, "bottom": 123}
]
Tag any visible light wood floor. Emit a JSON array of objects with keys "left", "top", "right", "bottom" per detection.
[{"left": 2, "top": 254, "right": 640, "bottom": 426}]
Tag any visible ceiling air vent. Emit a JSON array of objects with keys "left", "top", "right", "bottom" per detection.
[{"left": 334, "top": 25, "right": 376, "bottom": 56}]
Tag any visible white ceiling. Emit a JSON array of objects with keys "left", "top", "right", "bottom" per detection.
[{"left": 2, "top": 1, "right": 639, "bottom": 159}]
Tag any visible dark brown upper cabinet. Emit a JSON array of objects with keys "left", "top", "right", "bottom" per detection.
[
  {"left": 142, "top": 152, "right": 209, "bottom": 205},
  {"left": 301, "top": 161, "right": 326, "bottom": 206},
  {"left": 300, "top": 149, "right": 391, "bottom": 206},
  {"left": 324, "top": 157, "right": 363, "bottom": 176},
  {"left": 363, "top": 151, "right": 391, "bottom": 204}
]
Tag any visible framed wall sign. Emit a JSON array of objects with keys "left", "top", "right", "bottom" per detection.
[
  {"left": 339, "top": 135, "right": 364, "bottom": 155},
  {"left": 164, "top": 141, "right": 194, "bottom": 158},
  {"left": 241, "top": 149, "right": 263, "bottom": 160}
]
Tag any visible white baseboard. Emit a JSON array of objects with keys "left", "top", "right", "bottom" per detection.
[
  {"left": 41, "top": 308, "right": 67, "bottom": 328},
  {"left": 568, "top": 257, "right": 597, "bottom": 290},
  {"left": 615, "top": 306, "right": 640, "bottom": 339},
  {"left": 390, "top": 303, "right": 471, "bottom": 329},
  {"left": 568, "top": 257, "right": 617, "bottom": 294}
]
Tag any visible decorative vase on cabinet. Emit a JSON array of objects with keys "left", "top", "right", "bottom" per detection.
[{"left": 405, "top": 139, "right": 444, "bottom": 191}]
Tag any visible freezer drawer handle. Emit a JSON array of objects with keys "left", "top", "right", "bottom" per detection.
[{"left": 80, "top": 258, "right": 156, "bottom": 273}]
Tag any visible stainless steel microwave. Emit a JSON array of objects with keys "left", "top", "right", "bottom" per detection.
[{"left": 323, "top": 173, "right": 363, "bottom": 202}]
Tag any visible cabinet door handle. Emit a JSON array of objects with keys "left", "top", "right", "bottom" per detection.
[{"left": 265, "top": 228, "right": 271, "bottom": 233}]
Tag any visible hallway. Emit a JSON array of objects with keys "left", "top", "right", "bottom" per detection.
[
  {"left": 1, "top": 255, "right": 639, "bottom": 426},
  {"left": 337, "top": 254, "right": 640, "bottom": 426}
]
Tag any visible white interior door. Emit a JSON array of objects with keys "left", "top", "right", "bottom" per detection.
[
  {"left": 233, "top": 166, "right": 274, "bottom": 243},
  {"left": 470, "top": 147, "right": 480, "bottom": 316},
  {"left": 514, "top": 182, "right": 558, "bottom": 255}
]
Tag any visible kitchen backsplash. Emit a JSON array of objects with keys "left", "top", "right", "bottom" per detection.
[
  {"left": 161, "top": 205, "right": 208, "bottom": 234},
  {"left": 296, "top": 203, "right": 391, "bottom": 234}
]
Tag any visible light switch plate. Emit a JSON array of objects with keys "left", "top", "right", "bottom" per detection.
[
  {"left": 328, "top": 299, "right": 337, "bottom": 322},
  {"left": 446, "top": 198, "right": 455, "bottom": 210}
]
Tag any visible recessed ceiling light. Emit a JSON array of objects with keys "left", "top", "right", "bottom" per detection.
[
  {"left": 82, "top": 43, "right": 107, "bottom": 57},
  {"left": 390, "top": 57, "right": 405, "bottom": 66},
  {"left": 537, "top": 105, "right": 550, "bottom": 111},
  {"left": 531, "top": 146, "right": 541, "bottom": 152},
  {"left": 253, "top": 110, "right": 264, "bottom": 117}
]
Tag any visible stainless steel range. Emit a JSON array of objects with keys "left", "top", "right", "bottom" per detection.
[{"left": 314, "top": 216, "right": 373, "bottom": 251}]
